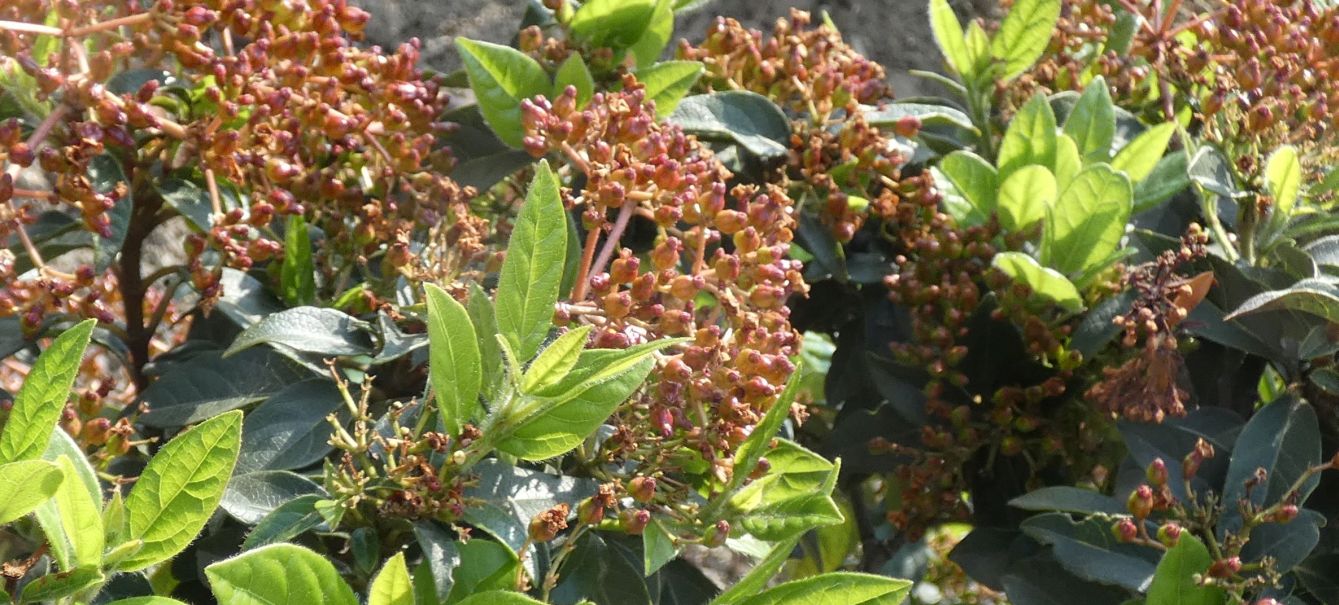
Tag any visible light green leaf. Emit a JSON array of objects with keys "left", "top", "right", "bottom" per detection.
[
  {"left": 997, "top": 94, "right": 1058, "bottom": 178},
  {"left": 992, "top": 252, "right": 1084, "bottom": 312},
  {"left": 643, "top": 520, "right": 678, "bottom": 576},
  {"left": 104, "top": 598, "right": 192, "bottom": 605},
  {"left": 990, "top": 0, "right": 1062, "bottom": 79},
  {"left": 1146, "top": 536, "right": 1226, "bottom": 605},
  {"left": 280, "top": 215, "right": 316, "bottom": 306},
  {"left": 553, "top": 54, "right": 594, "bottom": 109},
  {"left": 44, "top": 456, "right": 104, "bottom": 568},
  {"left": 120, "top": 410, "right": 242, "bottom": 571},
  {"left": 468, "top": 283, "right": 503, "bottom": 399},
  {"left": 736, "top": 461, "right": 844, "bottom": 541},
  {"left": 205, "top": 543, "right": 358, "bottom": 605},
  {"left": 495, "top": 161, "right": 566, "bottom": 362},
  {"left": 636, "top": 60, "right": 704, "bottom": 115},
  {"left": 455, "top": 38, "right": 551, "bottom": 148},
  {"left": 17, "top": 566, "right": 103, "bottom": 604},
  {"left": 928, "top": 0, "right": 970, "bottom": 76},
  {"left": 1112, "top": 122, "right": 1176, "bottom": 183},
  {"left": 1053, "top": 133, "right": 1082, "bottom": 188},
  {"left": 426, "top": 283, "right": 482, "bottom": 434},
  {"left": 455, "top": 591, "right": 546, "bottom": 605},
  {"left": 497, "top": 338, "right": 686, "bottom": 460},
  {"left": 731, "top": 366, "right": 804, "bottom": 491},
  {"left": 569, "top": 0, "right": 658, "bottom": 51},
  {"left": 370, "top": 552, "right": 415, "bottom": 605},
  {"left": 738, "top": 572, "right": 913, "bottom": 605},
  {"left": 520, "top": 325, "right": 592, "bottom": 394},
  {"left": 628, "top": 0, "right": 674, "bottom": 66},
  {"left": 1041, "top": 164, "right": 1132, "bottom": 276},
  {"left": 713, "top": 536, "right": 803, "bottom": 605},
  {"left": 0, "top": 460, "right": 63, "bottom": 524},
  {"left": 937, "top": 151, "right": 998, "bottom": 215},
  {"left": 963, "top": 21, "right": 991, "bottom": 75},
  {"left": 1062, "top": 77, "right": 1115, "bottom": 162},
  {"left": 1265, "top": 145, "right": 1301, "bottom": 216},
  {"left": 0, "top": 319, "right": 94, "bottom": 464},
  {"left": 997, "top": 165, "right": 1058, "bottom": 231}
]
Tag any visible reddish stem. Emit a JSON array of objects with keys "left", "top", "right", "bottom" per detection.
[{"left": 589, "top": 201, "right": 636, "bottom": 281}]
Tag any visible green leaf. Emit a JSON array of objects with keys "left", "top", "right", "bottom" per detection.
[
  {"left": 220, "top": 470, "right": 324, "bottom": 524},
  {"left": 455, "top": 38, "right": 551, "bottom": 148},
  {"left": 496, "top": 339, "right": 685, "bottom": 460},
  {"left": 669, "top": 92, "right": 791, "bottom": 160},
  {"left": 928, "top": 0, "right": 970, "bottom": 76},
  {"left": 139, "top": 349, "right": 307, "bottom": 428},
  {"left": 205, "top": 543, "right": 358, "bottom": 605},
  {"left": 495, "top": 161, "right": 566, "bottom": 362},
  {"left": 414, "top": 523, "right": 461, "bottom": 604},
  {"left": 280, "top": 215, "right": 316, "bottom": 306},
  {"left": 455, "top": 591, "right": 546, "bottom": 605},
  {"left": 1020, "top": 513, "right": 1158, "bottom": 591},
  {"left": 104, "top": 598, "right": 191, "bottom": 605},
  {"left": 963, "top": 21, "right": 991, "bottom": 76},
  {"left": 520, "top": 325, "right": 592, "bottom": 394},
  {"left": 1133, "top": 150, "right": 1190, "bottom": 212},
  {"left": 17, "top": 566, "right": 103, "bottom": 604},
  {"left": 120, "top": 410, "right": 242, "bottom": 571},
  {"left": 1053, "top": 133, "right": 1082, "bottom": 188},
  {"left": 996, "top": 164, "right": 1057, "bottom": 231},
  {"left": 553, "top": 54, "right": 595, "bottom": 109},
  {"left": 569, "top": 0, "right": 658, "bottom": 51},
  {"left": 628, "top": 0, "right": 674, "bottom": 66},
  {"left": 997, "top": 94, "right": 1058, "bottom": 178},
  {"left": 156, "top": 177, "right": 214, "bottom": 232},
  {"left": 370, "top": 552, "right": 415, "bottom": 605},
  {"left": 1146, "top": 536, "right": 1226, "bottom": 605},
  {"left": 34, "top": 432, "right": 101, "bottom": 570},
  {"left": 1224, "top": 279, "right": 1339, "bottom": 324},
  {"left": 732, "top": 366, "right": 804, "bottom": 491},
  {"left": 1112, "top": 122, "right": 1176, "bottom": 183},
  {"left": 636, "top": 61, "right": 703, "bottom": 115},
  {"left": 863, "top": 102, "right": 977, "bottom": 133},
  {"left": 0, "top": 459, "right": 63, "bottom": 524},
  {"left": 736, "top": 460, "right": 844, "bottom": 541},
  {"left": 738, "top": 572, "right": 912, "bottom": 605},
  {"left": 0, "top": 319, "right": 94, "bottom": 464},
  {"left": 550, "top": 533, "right": 652, "bottom": 605},
  {"left": 643, "top": 520, "right": 678, "bottom": 576},
  {"left": 713, "top": 536, "right": 803, "bottom": 605},
  {"left": 463, "top": 460, "right": 597, "bottom": 581},
  {"left": 242, "top": 495, "right": 326, "bottom": 549},
  {"left": 1220, "top": 396, "right": 1320, "bottom": 535},
  {"left": 224, "top": 306, "right": 374, "bottom": 358},
  {"left": 44, "top": 456, "right": 104, "bottom": 568},
  {"left": 937, "top": 150, "right": 998, "bottom": 216},
  {"left": 468, "top": 283, "right": 503, "bottom": 399},
  {"left": 426, "top": 283, "right": 482, "bottom": 434},
  {"left": 445, "top": 540, "right": 519, "bottom": 602},
  {"left": 1007, "top": 486, "right": 1124, "bottom": 515},
  {"left": 88, "top": 155, "right": 132, "bottom": 271},
  {"left": 1062, "top": 77, "right": 1115, "bottom": 162},
  {"left": 990, "top": 0, "right": 1062, "bottom": 79},
  {"left": 1264, "top": 145, "right": 1301, "bottom": 216},
  {"left": 992, "top": 252, "right": 1083, "bottom": 312},
  {"left": 1041, "top": 164, "right": 1132, "bottom": 276},
  {"left": 237, "top": 379, "right": 342, "bottom": 473}
]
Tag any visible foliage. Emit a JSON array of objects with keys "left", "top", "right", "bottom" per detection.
[{"left": 0, "top": 0, "right": 1337, "bottom": 603}]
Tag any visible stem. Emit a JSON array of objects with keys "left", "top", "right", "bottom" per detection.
[
  {"left": 588, "top": 201, "right": 636, "bottom": 280},
  {"left": 65, "top": 12, "right": 152, "bottom": 37},
  {"left": 117, "top": 185, "right": 164, "bottom": 390},
  {"left": 204, "top": 168, "right": 223, "bottom": 217},
  {"left": 0, "top": 20, "right": 63, "bottom": 35},
  {"left": 570, "top": 221, "right": 602, "bottom": 301}
]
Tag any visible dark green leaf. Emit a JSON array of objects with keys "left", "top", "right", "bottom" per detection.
[
  {"left": 1220, "top": 396, "right": 1320, "bottom": 535},
  {"left": 1020, "top": 513, "right": 1158, "bottom": 591},
  {"left": 220, "top": 470, "right": 324, "bottom": 525},
  {"left": 414, "top": 523, "right": 461, "bottom": 604},
  {"left": 1008, "top": 486, "right": 1124, "bottom": 515},
  {"left": 241, "top": 494, "right": 326, "bottom": 549},
  {"left": 138, "top": 349, "right": 306, "bottom": 428},
  {"left": 550, "top": 533, "right": 652, "bottom": 605},
  {"left": 156, "top": 177, "right": 214, "bottom": 232},
  {"left": 669, "top": 92, "right": 791, "bottom": 160},
  {"left": 1224, "top": 279, "right": 1339, "bottom": 324},
  {"left": 237, "top": 379, "right": 342, "bottom": 473},
  {"left": 88, "top": 155, "right": 132, "bottom": 271},
  {"left": 224, "top": 306, "right": 374, "bottom": 358}
]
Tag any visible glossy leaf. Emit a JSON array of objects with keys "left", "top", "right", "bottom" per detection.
[
  {"left": 669, "top": 92, "right": 791, "bottom": 160},
  {"left": 224, "top": 306, "right": 374, "bottom": 358},
  {"left": 88, "top": 155, "right": 132, "bottom": 270},
  {"left": 928, "top": 0, "right": 970, "bottom": 76},
  {"left": 414, "top": 523, "right": 461, "bottom": 604},
  {"left": 120, "top": 411, "right": 242, "bottom": 571},
  {"left": 1145, "top": 536, "right": 1225, "bottom": 605},
  {"left": 139, "top": 349, "right": 306, "bottom": 427},
  {"left": 426, "top": 283, "right": 482, "bottom": 434},
  {"left": 369, "top": 552, "right": 415, "bottom": 605},
  {"left": 1020, "top": 513, "right": 1157, "bottom": 591},
  {"left": 636, "top": 60, "right": 703, "bottom": 115},
  {"left": 997, "top": 94, "right": 1058, "bottom": 177},
  {"left": 990, "top": 0, "right": 1062, "bottom": 78},
  {"left": 220, "top": 470, "right": 324, "bottom": 525},
  {"left": 992, "top": 252, "right": 1083, "bottom": 312},
  {"left": 520, "top": 325, "right": 592, "bottom": 394},
  {"left": 236, "top": 379, "right": 343, "bottom": 473},
  {"left": 1041, "top": 164, "right": 1132, "bottom": 276},
  {"left": 737, "top": 572, "right": 912, "bottom": 605},
  {"left": 279, "top": 215, "right": 316, "bottom": 306},
  {"left": 205, "top": 543, "right": 357, "bottom": 605},
  {"left": 0, "top": 459, "right": 63, "bottom": 524},
  {"left": 1007, "top": 486, "right": 1124, "bottom": 515},
  {"left": 996, "top": 164, "right": 1057, "bottom": 230},
  {"left": 495, "top": 161, "right": 566, "bottom": 362},
  {"left": 0, "top": 319, "right": 94, "bottom": 464},
  {"left": 1062, "top": 77, "right": 1115, "bottom": 161},
  {"left": 1224, "top": 279, "right": 1339, "bottom": 324},
  {"left": 455, "top": 38, "right": 550, "bottom": 148}
]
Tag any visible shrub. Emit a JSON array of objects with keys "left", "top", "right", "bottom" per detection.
[{"left": 0, "top": 0, "right": 1337, "bottom": 603}]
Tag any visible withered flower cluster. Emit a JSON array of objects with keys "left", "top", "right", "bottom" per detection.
[
  {"left": 679, "top": 10, "right": 918, "bottom": 241},
  {"left": 1087, "top": 225, "right": 1210, "bottom": 423},
  {"left": 520, "top": 76, "right": 807, "bottom": 495}
]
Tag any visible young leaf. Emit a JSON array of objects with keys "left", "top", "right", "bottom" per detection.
[
  {"left": 426, "top": 283, "right": 482, "bottom": 434},
  {"left": 1145, "top": 536, "right": 1226, "bottom": 605},
  {"left": 467, "top": 283, "right": 503, "bottom": 399},
  {"left": 0, "top": 319, "right": 94, "bottom": 464},
  {"left": 279, "top": 214, "right": 316, "bottom": 306},
  {"left": 553, "top": 55, "right": 595, "bottom": 109},
  {"left": 17, "top": 566, "right": 104, "bottom": 604},
  {"left": 103, "top": 598, "right": 191, "bottom": 605},
  {"left": 928, "top": 0, "right": 970, "bottom": 76},
  {"left": 628, "top": 0, "right": 674, "bottom": 66},
  {"left": 643, "top": 519, "right": 678, "bottom": 576},
  {"left": 45, "top": 455, "right": 104, "bottom": 568},
  {"left": 1264, "top": 145, "right": 1301, "bottom": 217},
  {"left": 1041, "top": 164, "right": 1133, "bottom": 276},
  {"left": 205, "top": 543, "right": 358, "bottom": 605},
  {"left": 0, "top": 460, "right": 63, "bottom": 524},
  {"left": 990, "top": 0, "right": 1062, "bottom": 79},
  {"left": 992, "top": 252, "right": 1084, "bottom": 312},
  {"left": 569, "top": 0, "right": 658, "bottom": 51},
  {"left": 636, "top": 60, "right": 704, "bottom": 115},
  {"left": 1053, "top": 133, "right": 1082, "bottom": 188},
  {"left": 520, "top": 325, "right": 592, "bottom": 394},
  {"left": 455, "top": 38, "right": 551, "bottom": 148},
  {"left": 369, "top": 552, "right": 415, "bottom": 605},
  {"left": 937, "top": 150, "right": 998, "bottom": 215},
  {"left": 713, "top": 536, "right": 804, "bottom": 605},
  {"left": 1112, "top": 122, "right": 1176, "bottom": 183},
  {"left": 455, "top": 592, "right": 546, "bottom": 605},
  {"left": 996, "top": 165, "right": 1058, "bottom": 231},
  {"left": 737, "top": 572, "right": 913, "bottom": 605},
  {"left": 996, "top": 94, "right": 1058, "bottom": 178},
  {"left": 495, "top": 161, "right": 566, "bottom": 362},
  {"left": 120, "top": 410, "right": 242, "bottom": 572},
  {"left": 731, "top": 365, "right": 804, "bottom": 491},
  {"left": 1062, "top": 77, "right": 1116, "bottom": 162}
]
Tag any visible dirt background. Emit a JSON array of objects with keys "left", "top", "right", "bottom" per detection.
[{"left": 349, "top": 0, "right": 997, "bottom": 97}]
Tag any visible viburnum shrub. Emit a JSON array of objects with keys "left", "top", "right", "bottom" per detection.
[{"left": 1, "top": 0, "right": 1338, "bottom": 603}]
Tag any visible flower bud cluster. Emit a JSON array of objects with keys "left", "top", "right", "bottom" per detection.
[{"left": 520, "top": 76, "right": 806, "bottom": 491}]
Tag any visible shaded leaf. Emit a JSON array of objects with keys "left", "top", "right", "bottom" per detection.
[
  {"left": 224, "top": 306, "right": 373, "bottom": 358},
  {"left": 669, "top": 92, "right": 791, "bottom": 160}
]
